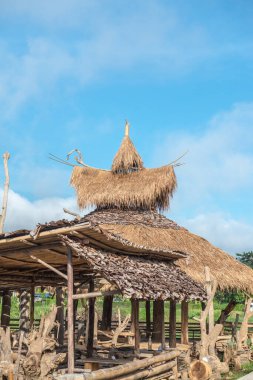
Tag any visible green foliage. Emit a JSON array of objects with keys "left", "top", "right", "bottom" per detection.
[{"left": 236, "top": 251, "right": 253, "bottom": 268}]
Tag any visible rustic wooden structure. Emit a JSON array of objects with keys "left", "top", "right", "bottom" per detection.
[{"left": 0, "top": 123, "right": 252, "bottom": 378}]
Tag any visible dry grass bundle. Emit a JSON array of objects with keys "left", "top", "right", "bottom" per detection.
[
  {"left": 82, "top": 208, "right": 253, "bottom": 294},
  {"left": 71, "top": 164, "right": 177, "bottom": 211},
  {"left": 112, "top": 135, "right": 144, "bottom": 173}
]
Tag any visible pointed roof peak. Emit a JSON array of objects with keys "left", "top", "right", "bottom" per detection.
[{"left": 112, "top": 121, "right": 144, "bottom": 174}]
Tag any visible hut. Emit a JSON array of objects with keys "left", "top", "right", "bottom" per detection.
[{"left": 0, "top": 122, "right": 252, "bottom": 379}]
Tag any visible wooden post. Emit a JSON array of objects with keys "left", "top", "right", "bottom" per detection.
[
  {"left": 131, "top": 299, "right": 140, "bottom": 352},
  {"left": 146, "top": 300, "right": 151, "bottom": 339},
  {"left": 19, "top": 290, "right": 30, "bottom": 335},
  {"left": 56, "top": 287, "right": 65, "bottom": 346},
  {"left": 101, "top": 295, "right": 113, "bottom": 331},
  {"left": 181, "top": 300, "right": 189, "bottom": 345},
  {"left": 1, "top": 290, "right": 11, "bottom": 329},
  {"left": 67, "top": 247, "right": 74, "bottom": 374},
  {"left": 30, "top": 286, "right": 35, "bottom": 329},
  {"left": 169, "top": 299, "right": 177, "bottom": 348},
  {"left": 87, "top": 278, "right": 95, "bottom": 358},
  {"left": 153, "top": 300, "right": 165, "bottom": 346},
  {"left": 205, "top": 266, "right": 214, "bottom": 333}
]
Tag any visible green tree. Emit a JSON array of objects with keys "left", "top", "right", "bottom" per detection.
[{"left": 236, "top": 251, "right": 253, "bottom": 269}]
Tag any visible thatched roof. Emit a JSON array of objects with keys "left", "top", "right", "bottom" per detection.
[
  {"left": 70, "top": 123, "right": 177, "bottom": 211},
  {"left": 71, "top": 165, "right": 176, "bottom": 211},
  {"left": 112, "top": 129, "right": 144, "bottom": 173},
  {"left": 65, "top": 236, "right": 206, "bottom": 301},
  {"left": 83, "top": 209, "right": 253, "bottom": 294}
]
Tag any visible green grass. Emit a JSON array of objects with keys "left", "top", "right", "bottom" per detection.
[
  {"left": 222, "top": 362, "right": 253, "bottom": 379},
  {"left": 1, "top": 295, "right": 251, "bottom": 324}
]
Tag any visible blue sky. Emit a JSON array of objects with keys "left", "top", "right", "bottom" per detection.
[{"left": 0, "top": 0, "right": 253, "bottom": 253}]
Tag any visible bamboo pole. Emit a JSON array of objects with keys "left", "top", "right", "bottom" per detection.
[
  {"left": 29, "top": 255, "right": 68, "bottom": 280},
  {"left": 181, "top": 300, "right": 188, "bottom": 345},
  {"left": 169, "top": 300, "right": 177, "bottom": 348},
  {"left": 0, "top": 152, "right": 10, "bottom": 233},
  {"left": 87, "top": 278, "right": 95, "bottom": 358},
  {"left": 1, "top": 289, "right": 11, "bottom": 329},
  {"left": 67, "top": 247, "right": 74, "bottom": 374},
  {"left": 72, "top": 290, "right": 120, "bottom": 300}
]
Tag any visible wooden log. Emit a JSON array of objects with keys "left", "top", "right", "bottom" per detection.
[
  {"left": 116, "top": 359, "right": 177, "bottom": 380},
  {"left": 153, "top": 300, "right": 164, "bottom": 343},
  {"left": 67, "top": 247, "right": 74, "bottom": 374},
  {"left": 145, "top": 300, "right": 151, "bottom": 339},
  {"left": 87, "top": 278, "right": 95, "bottom": 358},
  {"left": 217, "top": 299, "right": 237, "bottom": 324},
  {"left": 55, "top": 287, "right": 65, "bottom": 346},
  {"left": 189, "top": 360, "right": 212, "bottom": 380},
  {"left": 72, "top": 290, "right": 120, "bottom": 300},
  {"left": 181, "top": 300, "right": 188, "bottom": 345},
  {"left": 169, "top": 300, "right": 177, "bottom": 348},
  {"left": 1, "top": 290, "right": 11, "bottom": 329},
  {"left": 101, "top": 295, "right": 113, "bottom": 330},
  {"left": 57, "top": 350, "right": 180, "bottom": 380},
  {"left": 19, "top": 290, "right": 30, "bottom": 335},
  {"left": 131, "top": 299, "right": 140, "bottom": 352}
]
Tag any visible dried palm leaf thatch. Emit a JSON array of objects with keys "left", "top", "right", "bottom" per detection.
[
  {"left": 71, "top": 164, "right": 177, "bottom": 210},
  {"left": 83, "top": 209, "right": 253, "bottom": 294},
  {"left": 64, "top": 236, "right": 206, "bottom": 301},
  {"left": 112, "top": 135, "right": 144, "bottom": 173}
]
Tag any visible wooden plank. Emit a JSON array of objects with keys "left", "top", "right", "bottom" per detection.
[{"left": 67, "top": 247, "right": 74, "bottom": 374}]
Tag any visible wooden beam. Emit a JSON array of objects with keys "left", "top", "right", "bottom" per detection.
[
  {"left": 181, "top": 300, "right": 188, "bottom": 345},
  {"left": 145, "top": 300, "right": 151, "bottom": 339},
  {"left": 101, "top": 295, "right": 113, "bottom": 331},
  {"left": 131, "top": 299, "right": 140, "bottom": 352},
  {"left": 0, "top": 289, "right": 11, "bottom": 329},
  {"left": 30, "top": 255, "right": 68, "bottom": 280},
  {"left": 169, "top": 300, "right": 177, "bottom": 348},
  {"left": 55, "top": 287, "right": 65, "bottom": 346},
  {"left": 87, "top": 278, "right": 95, "bottom": 358},
  {"left": 67, "top": 247, "right": 74, "bottom": 374},
  {"left": 72, "top": 290, "right": 120, "bottom": 300}
]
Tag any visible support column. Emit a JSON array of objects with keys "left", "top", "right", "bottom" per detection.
[
  {"left": 67, "top": 247, "right": 74, "bottom": 374},
  {"left": 131, "top": 299, "right": 140, "bottom": 352},
  {"left": 87, "top": 278, "right": 95, "bottom": 358},
  {"left": 169, "top": 299, "right": 177, "bottom": 348},
  {"left": 1, "top": 290, "right": 11, "bottom": 329},
  {"left": 205, "top": 267, "right": 214, "bottom": 333},
  {"left": 101, "top": 295, "right": 113, "bottom": 331},
  {"left": 19, "top": 290, "right": 30, "bottom": 335},
  {"left": 181, "top": 300, "right": 189, "bottom": 345},
  {"left": 153, "top": 300, "right": 165, "bottom": 346},
  {"left": 56, "top": 287, "right": 65, "bottom": 346},
  {"left": 146, "top": 300, "right": 151, "bottom": 339},
  {"left": 30, "top": 285, "right": 35, "bottom": 329}
]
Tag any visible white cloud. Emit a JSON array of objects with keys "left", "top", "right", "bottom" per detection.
[
  {"left": 1, "top": 189, "right": 80, "bottom": 232},
  {"left": 182, "top": 213, "right": 253, "bottom": 254},
  {"left": 156, "top": 102, "right": 253, "bottom": 211}
]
